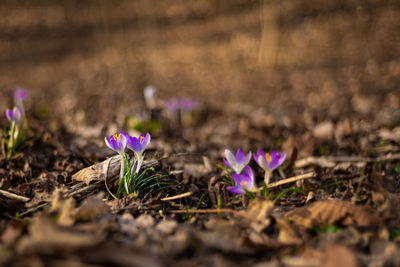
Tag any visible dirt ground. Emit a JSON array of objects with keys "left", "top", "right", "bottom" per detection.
[{"left": 0, "top": 1, "right": 399, "bottom": 266}]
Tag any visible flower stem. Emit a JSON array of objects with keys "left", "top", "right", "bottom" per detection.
[
  {"left": 264, "top": 171, "right": 271, "bottom": 185},
  {"left": 119, "top": 154, "right": 129, "bottom": 195},
  {"left": 8, "top": 121, "right": 15, "bottom": 150}
]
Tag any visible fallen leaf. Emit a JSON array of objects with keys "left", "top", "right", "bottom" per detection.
[
  {"left": 313, "top": 121, "right": 334, "bottom": 140},
  {"left": 368, "top": 239, "right": 400, "bottom": 266},
  {"left": 74, "top": 193, "right": 109, "bottom": 221},
  {"left": 156, "top": 220, "right": 177, "bottom": 235},
  {"left": 322, "top": 245, "right": 359, "bottom": 267},
  {"left": 49, "top": 188, "right": 76, "bottom": 226},
  {"left": 285, "top": 200, "right": 381, "bottom": 228},
  {"left": 1, "top": 220, "right": 24, "bottom": 245},
  {"left": 17, "top": 215, "right": 104, "bottom": 254}
]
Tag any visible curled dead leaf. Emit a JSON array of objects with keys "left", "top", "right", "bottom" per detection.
[{"left": 285, "top": 200, "right": 381, "bottom": 229}]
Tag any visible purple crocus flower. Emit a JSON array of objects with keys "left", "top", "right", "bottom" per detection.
[
  {"left": 14, "top": 88, "right": 28, "bottom": 102},
  {"left": 104, "top": 132, "right": 127, "bottom": 154},
  {"left": 223, "top": 148, "right": 252, "bottom": 174},
  {"left": 253, "top": 149, "right": 286, "bottom": 172},
  {"left": 180, "top": 98, "right": 196, "bottom": 111},
  {"left": 6, "top": 107, "right": 22, "bottom": 124},
  {"left": 164, "top": 99, "right": 180, "bottom": 111},
  {"left": 227, "top": 166, "right": 256, "bottom": 194},
  {"left": 125, "top": 133, "right": 151, "bottom": 156}
]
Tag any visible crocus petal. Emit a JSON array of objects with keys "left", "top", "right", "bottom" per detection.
[
  {"left": 268, "top": 150, "right": 286, "bottom": 170},
  {"left": 14, "top": 88, "right": 27, "bottom": 101},
  {"left": 119, "top": 133, "right": 127, "bottom": 148},
  {"left": 143, "top": 133, "right": 151, "bottom": 147},
  {"left": 232, "top": 173, "right": 243, "bottom": 185},
  {"left": 253, "top": 149, "right": 264, "bottom": 164},
  {"left": 104, "top": 137, "right": 113, "bottom": 150},
  {"left": 13, "top": 107, "right": 22, "bottom": 124},
  {"left": 244, "top": 152, "right": 252, "bottom": 166},
  {"left": 256, "top": 154, "right": 269, "bottom": 171},
  {"left": 6, "top": 109, "right": 13, "bottom": 122},
  {"left": 223, "top": 158, "right": 232, "bottom": 169},
  {"left": 227, "top": 185, "right": 245, "bottom": 195},
  {"left": 109, "top": 138, "right": 121, "bottom": 151},
  {"left": 224, "top": 149, "right": 237, "bottom": 170},
  {"left": 235, "top": 149, "right": 245, "bottom": 165},
  {"left": 242, "top": 166, "right": 256, "bottom": 190}
]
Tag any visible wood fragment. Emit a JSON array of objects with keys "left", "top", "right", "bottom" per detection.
[
  {"left": 0, "top": 189, "right": 30, "bottom": 202},
  {"left": 166, "top": 208, "right": 236, "bottom": 214},
  {"left": 294, "top": 153, "right": 400, "bottom": 168},
  {"left": 161, "top": 192, "right": 192, "bottom": 201},
  {"left": 257, "top": 172, "right": 316, "bottom": 191}
]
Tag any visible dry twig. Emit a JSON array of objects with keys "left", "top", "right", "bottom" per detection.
[{"left": 0, "top": 189, "right": 30, "bottom": 202}]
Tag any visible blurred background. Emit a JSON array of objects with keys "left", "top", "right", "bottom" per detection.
[{"left": 0, "top": 0, "right": 399, "bottom": 126}]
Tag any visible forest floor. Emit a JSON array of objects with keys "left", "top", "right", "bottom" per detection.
[{"left": 0, "top": 1, "right": 399, "bottom": 266}]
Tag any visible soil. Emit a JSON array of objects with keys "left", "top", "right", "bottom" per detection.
[{"left": 0, "top": 1, "right": 399, "bottom": 266}]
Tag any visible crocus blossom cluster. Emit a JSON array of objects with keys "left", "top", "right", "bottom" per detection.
[
  {"left": 223, "top": 148, "right": 286, "bottom": 195},
  {"left": 164, "top": 97, "right": 197, "bottom": 127},
  {"left": 164, "top": 98, "right": 195, "bottom": 111},
  {"left": 104, "top": 131, "right": 151, "bottom": 195},
  {"left": 223, "top": 149, "right": 256, "bottom": 194}
]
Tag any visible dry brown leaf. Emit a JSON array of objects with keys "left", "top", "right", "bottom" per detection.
[
  {"left": 156, "top": 220, "right": 177, "bottom": 235},
  {"left": 16, "top": 215, "right": 105, "bottom": 254},
  {"left": 322, "top": 245, "right": 359, "bottom": 267},
  {"left": 1, "top": 220, "right": 24, "bottom": 245},
  {"left": 313, "top": 121, "right": 334, "bottom": 140},
  {"left": 275, "top": 218, "right": 302, "bottom": 245},
  {"left": 74, "top": 193, "right": 109, "bottom": 221},
  {"left": 368, "top": 239, "right": 400, "bottom": 266},
  {"left": 285, "top": 200, "right": 381, "bottom": 228},
  {"left": 49, "top": 188, "right": 76, "bottom": 226}
]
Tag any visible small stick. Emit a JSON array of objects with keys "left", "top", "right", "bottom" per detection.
[
  {"left": 104, "top": 157, "right": 118, "bottom": 200},
  {"left": 68, "top": 183, "right": 102, "bottom": 197},
  {"left": 166, "top": 208, "right": 235, "bottom": 214},
  {"left": 257, "top": 172, "right": 316, "bottom": 191},
  {"left": 295, "top": 153, "right": 400, "bottom": 168},
  {"left": 161, "top": 192, "right": 192, "bottom": 201},
  {"left": 0, "top": 189, "right": 30, "bottom": 202},
  {"left": 19, "top": 203, "right": 48, "bottom": 217}
]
